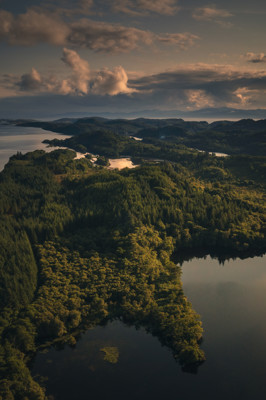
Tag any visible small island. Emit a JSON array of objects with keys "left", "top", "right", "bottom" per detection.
[{"left": 100, "top": 347, "right": 119, "bottom": 364}]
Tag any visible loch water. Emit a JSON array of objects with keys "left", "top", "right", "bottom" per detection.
[
  {"left": 0, "top": 124, "right": 71, "bottom": 170},
  {"left": 32, "top": 254, "right": 266, "bottom": 400}
]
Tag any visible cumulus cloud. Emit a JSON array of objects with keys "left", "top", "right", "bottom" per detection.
[
  {"left": 4, "top": 52, "right": 266, "bottom": 110},
  {"left": 192, "top": 6, "right": 233, "bottom": 25},
  {"left": 186, "top": 89, "right": 214, "bottom": 109},
  {"left": 233, "top": 87, "right": 257, "bottom": 105},
  {"left": 11, "top": 49, "right": 135, "bottom": 96},
  {"left": 3, "top": 64, "right": 266, "bottom": 117},
  {"left": 112, "top": 0, "right": 179, "bottom": 16},
  {"left": 0, "top": 8, "right": 197, "bottom": 53},
  {"left": 92, "top": 67, "right": 136, "bottom": 95},
  {"left": 245, "top": 52, "right": 266, "bottom": 63},
  {"left": 19, "top": 68, "right": 43, "bottom": 91},
  {"left": 16, "top": 68, "right": 64, "bottom": 94},
  {"left": 61, "top": 48, "right": 90, "bottom": 94}
]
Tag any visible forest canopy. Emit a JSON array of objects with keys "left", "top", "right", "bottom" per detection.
[{"left": 0, "top": 126, "right": 265, "bottom": 399}]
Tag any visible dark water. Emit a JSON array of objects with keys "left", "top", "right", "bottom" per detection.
[
  {"left": 0, "top": 124, "right": 70, "bottom": 170},
  {"left": 32, "top": 254, "right": 266, "bottom": 400}
]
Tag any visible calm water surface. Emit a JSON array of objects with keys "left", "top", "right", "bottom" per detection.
[
  {"left": 0, "top": 125, "right": 71, "bottom": 170},
  {"left": 108, "top": 157, "right": 136, "bottom": 169},
  {"left": 0, "top": 125, "right": 139, "bottom": 171},
  {"left": 32, "top": 255, "right": 266, "bottom": 400}
]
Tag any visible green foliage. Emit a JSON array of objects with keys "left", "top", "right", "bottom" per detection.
[
  {"left": 0, "top": 146, "right": 265, "bottom": 399},
  {"left": 95, "top": 156, "right": 110, "bottom": 166},
  {"left": 0, "top": 222, "right": 37, "bottom": 307},
  {"left": 100, "top": 347, "right": 119, "bottom": 364},
  {"left": 26, "top": 116, "right": 266, "bottom": 156}
]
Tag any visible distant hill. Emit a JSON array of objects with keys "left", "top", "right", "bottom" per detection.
[{"left": 14, "top": 117, "right": 266, "bottom": 156}]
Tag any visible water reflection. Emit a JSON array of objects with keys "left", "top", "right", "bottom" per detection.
[
  {"left": 182, "top": 255, "right": 266, "bottom": 399},
  {"left": 32, "top": 255, "right": 266, "bottom": 400},
  {"left": 108, "top": 158, "right": 137, "bottom": 170},
  {"left": 32, "top": 320, "right": 179, "bottom": 400},
  {"left": 182, "top": 254, "right": 266, "bottom": 285},
  {"left": 0, "top": 125, "right": 71, "bottom": 170}
]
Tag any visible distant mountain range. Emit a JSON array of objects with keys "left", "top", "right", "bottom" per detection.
[
  {"left": 46, "top": 107, "right": 266, "bottom": 121},
  {"left": 1, "top": 106, "right": 266, "bottom": 121}
]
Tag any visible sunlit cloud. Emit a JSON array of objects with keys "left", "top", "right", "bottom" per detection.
[
  {"left": 192, "top": 6, "right": 233, "bottom": 26},
  {"left": 61, "top": 48, "right": 91, "bottom": 94},
  {"left": 17, "top": 68, "right": 65, "bottom": 94},
  {"left": 91, "top": 66, "right": 136, "bottom": 95},
  {"left": 233, "top": 87, "right": 256, "bottom": 105},
  {"left": 130, "top": 64, "right": 266, "bottom": 109},
  {"left": 67, "top": 19, "right": 154, "bottom": 52},
  {"left": 112, "top": 0, "right": 179, "bottom": 16},
  {"left": 2, "top": 59, "right": 266, "bottom": 111},
  {"left": 0, "top": 8, "right": 198, "bottom": 53},
  {"left": 185, "top": 89, "right": 214, "bottom": 109},
  {"left": 0, "top": 9, "right": 72, "bottom": 46},
  {"left": 5, "top": 49, "right": 136, "bottom": 96},
  {"left": 245, "top": 52, "right": 266, "bottom": 63}
]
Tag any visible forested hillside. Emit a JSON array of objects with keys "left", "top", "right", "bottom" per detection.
[
  {"left": 18, "top": 117, "right": 266, "bottom": 156},
  {"left": 0, "top": 146, "right": 265, "bottom": 399}
]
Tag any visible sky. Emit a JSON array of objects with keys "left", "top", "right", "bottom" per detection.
[{"left": 1, "top": 0, "right": 266, "bottom": 118}]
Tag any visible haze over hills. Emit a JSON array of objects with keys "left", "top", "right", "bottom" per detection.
[
  {"left": 1, "top": 102, "right": 266, "bottom": 121},
  {"left": 62, "top": 108, "right": 266, "bottom": 121}
]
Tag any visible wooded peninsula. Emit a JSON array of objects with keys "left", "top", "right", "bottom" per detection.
[{"left": 0, "top": 118, "right": 265, "bottom": 399}]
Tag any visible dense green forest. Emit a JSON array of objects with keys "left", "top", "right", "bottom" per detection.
[
  {"left": 18, "top": 116, "right": 266, "bottom": 155},
  {"left": 0, "top": 129, "right": 265, "bottom": 399}
]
